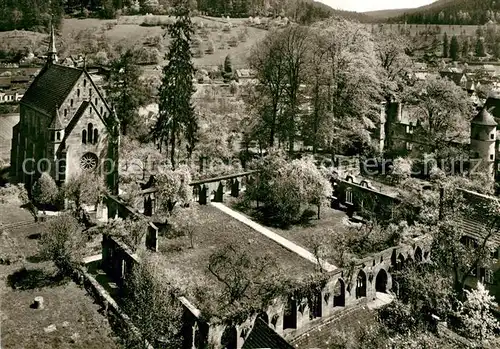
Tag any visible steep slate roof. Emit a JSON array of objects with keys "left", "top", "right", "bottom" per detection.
[
  {"left": 472, "top": 107, "right": 497, "bottom": 126},
  {"left": 21, "top": 64, "right": 83, "bottom": 115},
  {"left": 439, "top": 71, "right": 466, "bottom": 85},
  {"left": 242, "top": 319, "right": 293, "bottom": 349}
]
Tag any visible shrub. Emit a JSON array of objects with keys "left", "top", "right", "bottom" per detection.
[
  {"left": 0, "top": 184, "right": 25, "bottom": 204},
  {"left": 32, "top": 172, "right": 58, "bottom": 211},
  {"left": 39, "top": 214, "right": 84, "bottom": 276},
  {"left": 228, "top": 36, "right": 238, "bottom": 47},
  {"left": 205, "top": 40, "right": 215, "bottom": 54}
]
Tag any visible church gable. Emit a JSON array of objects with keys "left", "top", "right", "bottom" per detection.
[
  {"left": 63, "top": 101, "right": 110, "bottom": 181},
  {"left": 59, "top": 71, "right": 112, "bottom": 132}
]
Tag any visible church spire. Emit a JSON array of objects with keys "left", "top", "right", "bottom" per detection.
[{"left": 47, "top": 24, "right": 58, "bottom": 65}]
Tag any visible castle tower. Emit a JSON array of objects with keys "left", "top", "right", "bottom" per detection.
[
  {"left": 470, "top": 107, "right": 497, "bottom": 179},
  {"left": 47, "top": 25, "right": 58, "bottom": 65}
]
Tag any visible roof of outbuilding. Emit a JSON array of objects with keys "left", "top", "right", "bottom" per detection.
[
  {"left": 439, "top": 71, "right": 466, "bottom": 85},
  {"left": 21, "top": 64, "right": 83, "bottom": 116},
  {"left": 472, "top": 107, "right": 497, "bottom": 126},
  {"left": 242, "top": 319, "right": 293, "bottom": 349}
]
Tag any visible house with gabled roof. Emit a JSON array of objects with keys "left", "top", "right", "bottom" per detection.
[{"left": 9, "top": 26, "right": 119, "bottom": 195}]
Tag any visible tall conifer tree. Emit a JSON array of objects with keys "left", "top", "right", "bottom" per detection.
[
  {"left": 154, "top": 1, "right": 197, "bottom": 169},
  {"left": 450, "top": 35, "right": 460, "bottom": 61},
  {"left": 443, "top": 32, "right": 449, "bottom": 58}
]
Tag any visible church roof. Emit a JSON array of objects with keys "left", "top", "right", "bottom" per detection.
[
  {"left": 21, "top": 64, "right": 83, "bottom": 116},
  {"left": 472, "top": 107, "right": 497, "bottom": 126},
  {"left": 242, "top": 319, "right": 293, "bottom": 349}
]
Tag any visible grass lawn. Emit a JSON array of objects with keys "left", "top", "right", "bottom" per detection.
[
  {"left": 154, "top": 204, "right": 317, "bottom": 305},
  {"left": 226, "top": 197, "right": 354, "bottom": 263},
  {"left": 0, "top": 200, "right": 119, "bottom": 349}
]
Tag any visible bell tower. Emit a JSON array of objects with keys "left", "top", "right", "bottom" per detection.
[{"left": 47, "top": 24, "right": 58, "bottom": 65}]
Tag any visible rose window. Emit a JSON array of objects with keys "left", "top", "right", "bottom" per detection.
[{"left": 80, "top": 152, "right": 98, "bottom": 171}]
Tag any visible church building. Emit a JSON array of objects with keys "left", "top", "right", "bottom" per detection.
[{"left": 10, "top": 26, "right": 119, "bottom": 194}]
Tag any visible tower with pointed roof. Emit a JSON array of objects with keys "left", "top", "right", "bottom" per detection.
[
  {"left": 47, "top": 25, "right": 58, "bottom": 65},
  {"left": 470, "top": 107, "right": 497, "bottom": 179}
]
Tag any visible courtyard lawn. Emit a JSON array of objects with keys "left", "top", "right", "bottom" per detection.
[
  {"left": 226, "top": 197, "right": 353, "bottom": 261},
  {"left": 154, "top": 204, "right": 317, "bottom": 308},
  {"left": 0, "top": 200, "right": 120, "bottom": 349}
]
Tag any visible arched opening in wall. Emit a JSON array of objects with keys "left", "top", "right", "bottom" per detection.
[
  {"left": 87, "top": 123, "right": 93, "bottom": 144},
  {"left": 84, "top": 79, "right": 87, "bottom": 87},
  {"left": 100, "top": 106, "right": 103, "bottom": 114},
  {"left": 415, "top": 247, "right": 423, "bottom": 262},
  {"left": 375, "top": 269, "right": 388, "bottom": 293},
  {"left": 93, "top": 129, "right": 98, "bottom": 144},
  {"left": 397, "top": 253, "right": 405, "bottom": 270},
  {"left": 256, "top": 312, "right": 269, "bottom": 325},
  {"left": 283, "top": 296, "right": 297, "bottom": 329},
  {"left": 144, "top": 196, "right": 153, "bottom": 216},
  {"left": 333, "top": 279, "right": 345, "bottom": 307},
  {"left": 310, "top": 290, "right": 322, "bottom": 319},
  {"left": 70, "top": 99, "right": 74, "bottom": 107},
  {"left": 77, "top": 89, "right": 80, "bottom": 97},
  {"left": 220, "top": 325, "right": 237, "bottom": 349},
  {"left": 82, "top": 130, "right": 87, "bottom": 144},
  {"left": 56, "top": 131, "right": 61, "bottom": 140},
  {"left": 355, "top": 270, "right": 367, "bottom": 299},
  {"left": 95, "top": 97, "right": 98, "bottom": 105},
  {"left": 64, "top": 109, "right": 68, "bottom": 117}
]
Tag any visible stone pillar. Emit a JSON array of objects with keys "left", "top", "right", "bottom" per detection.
[
  {"left": 214, "top": 182, "right": 224, "bottom": 202},
  {"left": 231, "top": 179, "right": 240, "bottom": 197},
  {"left": 199, "top": 185, "right": 208, "bottom": 205}
]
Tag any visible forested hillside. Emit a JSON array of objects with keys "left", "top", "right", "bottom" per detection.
[
  {"left": 388, "top": 0, "right": 500, "bottom": 25},
  {"left": 0, "top": 0, "right": 371, "bottom": 32}
]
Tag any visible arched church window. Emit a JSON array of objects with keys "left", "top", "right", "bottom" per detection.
[
  {"left": 82, "top": 130, "right": 87, "bottom": 144},
  {"left": 89, "top": 88, "right": 92, "bottom": 97},
  {"left": 56, "top": 131, "right": 61, "bottom": 140},
  {"left": 95, "top": 98, "right": 98, "bottom": 105},
  {"left": 93, "top": 129, "right": 98, "bottom": 144},
  {"left": 88, "top": 123, "right": 93, "bottom": 144},
  {"left": 100, "top": 106, "right": 103, "bottom": 114},
  {"left": 64, "top": 109, "right": 68, "bottom": 117},
  {"left": 77, "top": 89, "right": 81, "bottom": 97},
  {"left": 84, "top": 79, "right": 87, "bottom": 87},
  {"left": 70, "top": 99, "right": 74, "bottom": 107}
]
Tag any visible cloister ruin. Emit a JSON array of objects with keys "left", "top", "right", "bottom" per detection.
[{"left": 96, "top": 171, "right": 432, "bottom": 348}]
